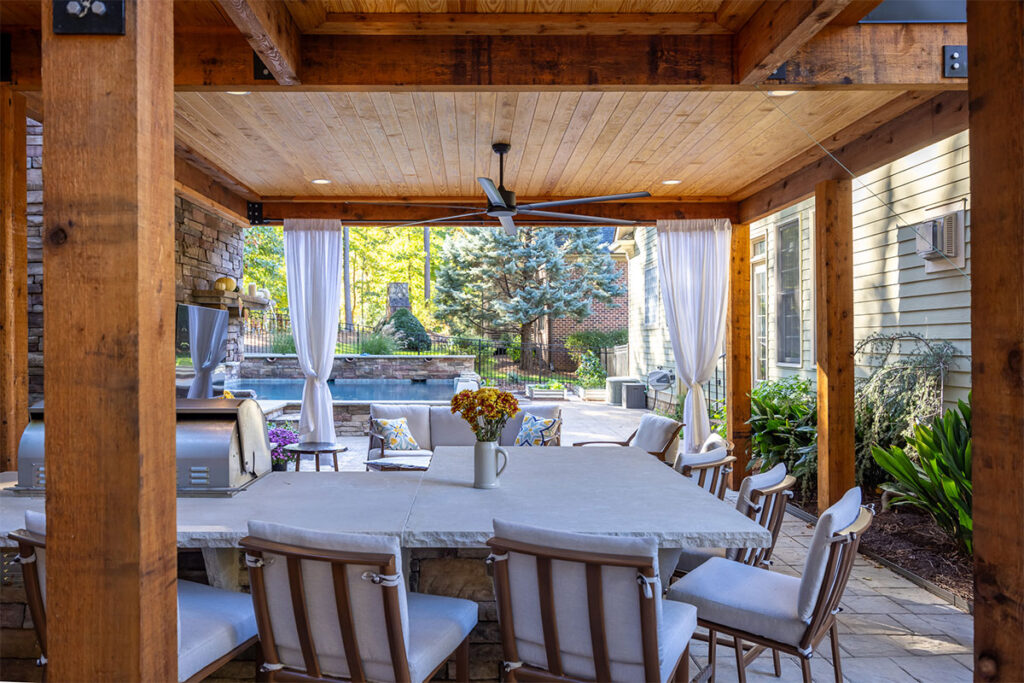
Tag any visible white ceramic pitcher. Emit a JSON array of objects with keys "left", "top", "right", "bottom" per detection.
[{"left": 473, "top": 441, "right": 509, "bottom": 489}]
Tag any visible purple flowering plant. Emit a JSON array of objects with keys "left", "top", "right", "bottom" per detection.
[{"left": 268, "top": 424, "right": 301, "bottom": 465}]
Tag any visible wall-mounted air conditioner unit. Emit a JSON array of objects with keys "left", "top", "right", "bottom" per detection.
[{"left": 914, "top": 209, "right": 966, "bottom": 273}]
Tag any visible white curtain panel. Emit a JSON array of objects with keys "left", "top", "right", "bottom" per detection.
[
  {"left": 186, "top": 305, "right": 229, "bottom": 399},
  {"left": 284, "top": 219, "right": 345, "bottom": 443},
  {"left": 656, "top": 218, "right": 732, "bottom": 454}
]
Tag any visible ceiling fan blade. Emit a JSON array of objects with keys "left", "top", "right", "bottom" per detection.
[
  {"left": 517, "top": 209, "right": 636, "bottom": 226},
  {"left": 498, "top": 215, "right": 517, "bottom": 236},
  {"left": 385, "top": 211, "right": 487, "bottom": 229},
  {"left": 518, "top": 191, "right": 651, "bottom": 210},
  {"left": 477, "top": 177, "right": 507, "bottom": 208}
]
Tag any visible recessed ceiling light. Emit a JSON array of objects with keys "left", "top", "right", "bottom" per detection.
[
  {"left": 226, "top": 91, "right": 251, "bottom": 95},
  {"left": 661, "top": 179, "right": 682, "bottom": 186},
  {"left": 311, "top": 179, "right": 332, "bottom": 185},
  {"left": 766, "top": 90, "right": 798, "bottom": 97}
]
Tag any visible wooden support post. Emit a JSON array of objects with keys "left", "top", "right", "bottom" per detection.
[
  {"left": 1, "top": 86, "right": 29, "bottom": 471},
  {"left": 726, "top": 222, "right": 752, "bottom": 486},
  {"left": 42, "top": 1, "right": 177, "bottom": 679},
  {"left": 967, "top": 1, "right": 1024, "bottom": 680},
  {"left": 814, "top": 178, "right": 855, "bottom": 513}
]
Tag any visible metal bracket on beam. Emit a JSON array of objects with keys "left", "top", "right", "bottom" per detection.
[
  {"left": 0, "top": 34, "right": 10, "bottom": 82},
  {"left": 247, "top": 202, "right": 264, "bottom": 226},
  {"left": 767, "top": 63, "right": 787, "bottom": 81},
  {"left": 943, "top": 46, "right": 967, "bottom": 78},
  {"left": 253, "top": 54, "right": 275, "bottom": 80},
  {"left": 52, "top": 0, "right": 125, "bottom": 35}
]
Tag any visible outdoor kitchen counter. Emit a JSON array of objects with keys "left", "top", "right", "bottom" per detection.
[{"left": 0, "top": 447, "right": 771, "bottom": 550}]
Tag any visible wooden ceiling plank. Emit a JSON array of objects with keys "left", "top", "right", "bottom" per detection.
[
  {"left": 737, "top": 91, "right": 969, "bottom": 222},
  {"left": 307, "top": 92, "right": 381, "bottom": 190},
  {"left": 473, "top": 92, "right": 499, "bottom": 187},
  {"left": 432, "top": 93, "right": 464, "bottom": 194},
  {"left": 538, "top": 91, "right": 604, "bottom": 195},
  {"left": 413, "top": 92, "right": 454, "bottom": 195},
  {"left": 547, "top": 92, "right": 626, "bottom": 195},
  {"left": 310, "top": 12, "right": 730, "bottom": 35},
  {"left": 392, "top": 93, "right": 442, "bottom": 195},
  {"left": 734, "top": 0, "right": 854, "bottom": 85},
  {"left": 714, "top": 0, "right": 763, "bottom": 32},
  {"left": 216, "top": 0, "right": 303, "bottom": 85},
  {"left": 454, "top": 92, "right": 480, "bottom": 195},
  {"left": 527, "top": 91, "right": 586, "bottom": 194}
]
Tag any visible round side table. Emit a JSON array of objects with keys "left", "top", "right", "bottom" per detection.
[{"left": 282, "top": 442, "right": 348, "bottom": 472}]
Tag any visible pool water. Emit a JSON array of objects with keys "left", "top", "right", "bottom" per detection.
[{"left": 224, "top": 378, "right": 455, "bottom": 402}]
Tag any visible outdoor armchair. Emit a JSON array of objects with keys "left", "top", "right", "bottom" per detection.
[
  {"left": 486, "top": 519, "right": 697, "bottom": 683},
  {"left": 8, "top": 511, "right": 259, "bottom": 683},
  {"left": 674, "top": 433, "right": 736, "bottom": 500},
  {"left": 573, "top": 413, "right": 683, "bottom": 461},
  {"left": 666, "top": 487, "right": 872, "bottom": 683},
  {"left": 240, "top": 521, "right": 477, "bottom": 682}
]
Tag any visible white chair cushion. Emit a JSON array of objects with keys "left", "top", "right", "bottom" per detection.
[
  {"left": 736, "top": 463, "right": 788, "bottom": 514},
  {"left": 501, "top": 406, "right": 561, "bottom": 446},
  {"left": 493, "top": 519, "right": 689, "bottom": 681},
  {"left": 675, "top": 446, "right": 728, "bottom": 470},
  {"left": 178, "top": 580, "right": 258, "bottom": 682},
  {"left": 632, "top": 414, "right": 681, "bottom": 455},
  {"left": 797, "top": 487, "right": 862, "bottom": 620},
  {"left": 380, "top": 449, "right": 434, "bottom": 458},
  {"left": 406, "top": 592, "right": 478, "bottom": 682},
  {"left": 429, "top": 407, "right": 477, "bottom": 447},
  {"left": 666, "top": 557, "right": 807, "bottom": 647},
  {"left": 24, "top": 511, "right": 46, "bottom": 606},
  {"left": 674, "top": 546, "right": 726, "bottom": 574},
  {"left": 700, "top": 433, "right": 729, "bottom": 453},
  {"left": 247, "top": 521, "right": 410, "bottom": 681},
  {"left": 371, "top": 404, "right": 432, "bottom": 451}
]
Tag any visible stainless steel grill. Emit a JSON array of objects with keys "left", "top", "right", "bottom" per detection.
[{"left": 14, "top": 398, "right": 273, "bottom": 497}]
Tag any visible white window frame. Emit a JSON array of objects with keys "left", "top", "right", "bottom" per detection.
[
  {"left": 643, "top": 265, "right": 660, "bottom": 328},
  {"left": 775, "top": 217, "right": 803, "bottom": 367},
  {"left": 751, "top": 236, "right": 768, "bottom": 384}
]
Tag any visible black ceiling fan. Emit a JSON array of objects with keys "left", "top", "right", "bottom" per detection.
[{"left": 377, "top": 142, "right": 652, "bottom": 235}]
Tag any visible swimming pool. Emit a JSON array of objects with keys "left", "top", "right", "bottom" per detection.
[{"left": 224, "top": 378, "right": 455, "bottom": 402}]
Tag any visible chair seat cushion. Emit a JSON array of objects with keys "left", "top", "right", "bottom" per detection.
[
  {"left": 178, "top": 580, "right": 257, "bottom": 682},
  {"left": 666, "top": 557, "right": 807, "bottom": 647},
  {"left": 674, "top": 546, "right": 726, "bottom": 574},
  {"left": 407, "top": 592, "right": 478, "bottom": 682},
  {"left": 381, "top": 449, "right": 434, "bottom": 458}
]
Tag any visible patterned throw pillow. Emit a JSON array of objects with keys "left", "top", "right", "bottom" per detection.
[
  {"left": 514, "top": 413, "right": 560, "bottom": 447},
  {"left": 374, "top": 417, "right": 420, "bottom": 450}
]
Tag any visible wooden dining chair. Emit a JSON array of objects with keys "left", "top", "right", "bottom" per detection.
[
  {"left": 8, "top": 511, "right": 260, "bottom": 683},
  {"left": 487, "top": 519, "right": 697, "bottom": 683},
  {"left": 674, "top": 433, "right": 736, "bottom": 500},
  {"left": 574, "top": 413, "right": 683, "bottom": 461},
  {"left": 667, "top": 488, "right": 871, "bottom": 683},
  {"left": 240, "top": 521, "right": 477, "bottom": 682}
]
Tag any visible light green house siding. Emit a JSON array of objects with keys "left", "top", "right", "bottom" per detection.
[{"left": 625, "top": 226, "right": 675, "bottom": 382}]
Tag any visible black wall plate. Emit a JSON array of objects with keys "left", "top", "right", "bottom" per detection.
[
  {"left": 247, "top": 202, "right": 265, "bottom": 226},
  {"left": 52, "top": 0, "right": 125, "bottom": 35},
  {"left": 254, "top": 54, "right": 275, "bottom": 80}
]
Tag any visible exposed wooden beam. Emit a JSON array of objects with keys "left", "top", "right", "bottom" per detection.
[
  {"left": 731, "top": 90, "right": 933, "bottom": 202},
  {"left": 829, "top": 0, "right": 885, "bottom": 26},
  {"left": 216, "top": 0, "right": 301, "bottom": 85},
  {"left": 715, "top": 0, "right": 765, "bottom": 33},
  {"left": 42, "top": 0, "right": 177, "bottom": 678},
  {"left": 737, "top": 90, "right": 968, "bottom": 223},
  {"left": 7, "top": 24, "right": 970, "bottom": 91},
  {"left": 258, "top": 200, "right": 739, "bottom": 224},
  {"left": 311, "top": 12, "right": 730, "bottom": 35},
  {"left": 726, "top": 222, "right": 752, "bottom": 485},
  {"left": 734, "top": 0, "right": 853, "bottom": 85},
  {"left": 174, "top": 154, "right": 251, "bottom": 222},
  {"left": 1, "top": 85, "right": 29, "bottom": 471},
  {"left": 174, "top": 142, "right": 260, "bottom": 202},
  {"left": 814, "top": 177, "right": 855, "bottom": 514},
  {"left": 967, "top": 1, "right": 1024, "bottom": 679}
]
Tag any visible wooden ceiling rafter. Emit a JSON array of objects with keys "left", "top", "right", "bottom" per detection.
[{"left": 215, "top": 0, "right": 303, "bottom": 85}]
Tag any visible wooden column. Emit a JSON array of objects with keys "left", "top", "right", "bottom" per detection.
[
  {"left": 814, "top": 178, "right": 855, "bottom": 513},
  {"left": 967, "top": 1, "right": 1024, "bottom": 679},
  {"left": 726, "top": 222, "right": 752, "bottom": 485},
  {"left": 42, "top": 1, "right": 177, "bottom": 679},
  {"left": 1, "top": 86, "right": 28, "bottom": 471}
]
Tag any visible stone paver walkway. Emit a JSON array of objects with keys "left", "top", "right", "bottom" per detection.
[{"left": 284, "top": 397, "right": 974, "bottom": 681}]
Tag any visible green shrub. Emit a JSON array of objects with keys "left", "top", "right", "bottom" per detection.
[
  {"left": 573, "top": 350, "right": 607, "bottom": 388},
  {"left": 270, "top": 332, "right": 297, "bottom": 354},
  {"left": 384, "top": 308, "right": 431, "bottom": 352},
  {"left": 872, "top": 394, "right": 972, "bottom": 554},
  {"left": 359, "top": 332, "right": 398, "bottom": 355},
  {"left": 565, "top": 329, "right": 628, "bottom": 357},
  {"left": 748, "top": 377, "right": 818, "bottom": 500}
]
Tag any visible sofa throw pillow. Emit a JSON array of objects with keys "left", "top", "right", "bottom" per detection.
[
  {"left": 514, "top": 413, "right": 560, "bottom": 447},
  {"left": 375, "top": 417, "right": 421, "bottom": 450}
]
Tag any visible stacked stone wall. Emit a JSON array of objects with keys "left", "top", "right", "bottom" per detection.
[{"left": 240, "top": 355, "right": 474, "bottom": 381}]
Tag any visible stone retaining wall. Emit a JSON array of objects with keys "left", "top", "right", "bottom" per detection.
[{"left": 241, "top": 355, "right": 475, "bottom": 381}]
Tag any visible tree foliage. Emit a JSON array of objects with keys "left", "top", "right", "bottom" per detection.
[
  {"left": 433, "top": 226, "right": 624, "bottom": 343},
  {"left": 243, "top": 224, "right": 288, "bottom": 310}
]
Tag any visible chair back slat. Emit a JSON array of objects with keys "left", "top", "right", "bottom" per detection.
[
  {"left": 287, "top": 556, "right": 324, "bottom": 678},
  {"left": 536, "top": 556, "right": 564, "bottom": 676},
  {"left": 584, "top": 563, "right": 611, "bottom": 682},
  {"left": 330, "top": 563, "right": 366, "bottom": 683},
  {"left": 637, "top": 566, "right": 661, "bottom": 683},
  {"left": 732, "top": 471, "right": 796, "bottom": 567},
  {"left": 247, "top": 551, "right": 283, "bottom": 671},
  {"left": 681, "top": 454, "right": 736, "bottom": 500},
  {"left": 491, "top": 551, "right": 522, "bottom": 669},
  {"left": 381, "top": 558, "right": 412, "bottom": 683}
]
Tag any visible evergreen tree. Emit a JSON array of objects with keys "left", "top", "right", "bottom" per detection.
[{"left": 434, "top": 226, "right": 624, "bottom": 367}]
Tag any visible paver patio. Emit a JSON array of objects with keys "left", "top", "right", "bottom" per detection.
[{"left": 293, "top": 398, "right": 974, "bottom": 681}]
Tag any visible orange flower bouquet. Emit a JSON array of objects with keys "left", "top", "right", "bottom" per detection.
[{"left": 451, "top": 388, "right": 520, "bottom": 442}]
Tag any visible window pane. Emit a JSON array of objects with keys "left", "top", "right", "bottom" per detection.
[
  {"left": 644, "top": 266, "right": 659, "bottom": 325},
  {"left": 753, "top": 264, "right": 768, "bottom": 382},
  {"left": 776, "top": 220, "right": 801, "bottom": 364}
]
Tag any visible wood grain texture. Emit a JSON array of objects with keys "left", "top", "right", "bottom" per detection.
[
  {"left": 312, "top": 11, "right": 730, "bottom": 34},
  {"left": 966, "top": 1, "right": 1024, "bottom": 680},
  {"left": 738, "top": 91, "right": 968, "bottom": 222},
  {"left": 734, "top": 0, "right": 852, "bottom": 84},
  {"left": 174, "top": 154, "right": 251, "bottom": 221},
  {"left": 828, "top": 0, "right": 883, "bottom": 25},
  {"left": 216, "top": 0, "right": 302, "bottom": 85},
  {"left": 726, "top": 222, "right": 752, "bottom": 485},
  {"left": 714, "top": 0, "right": 763, "bottom": 32},
  {"left": 814, "top": 178, "right": 854, "bottom": 514},
  {"left": 1, "top": 86, "right": 28, "bottom": 471},
  {"left": 41, "top": 0, "right": 178, "bottom": 679}
]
